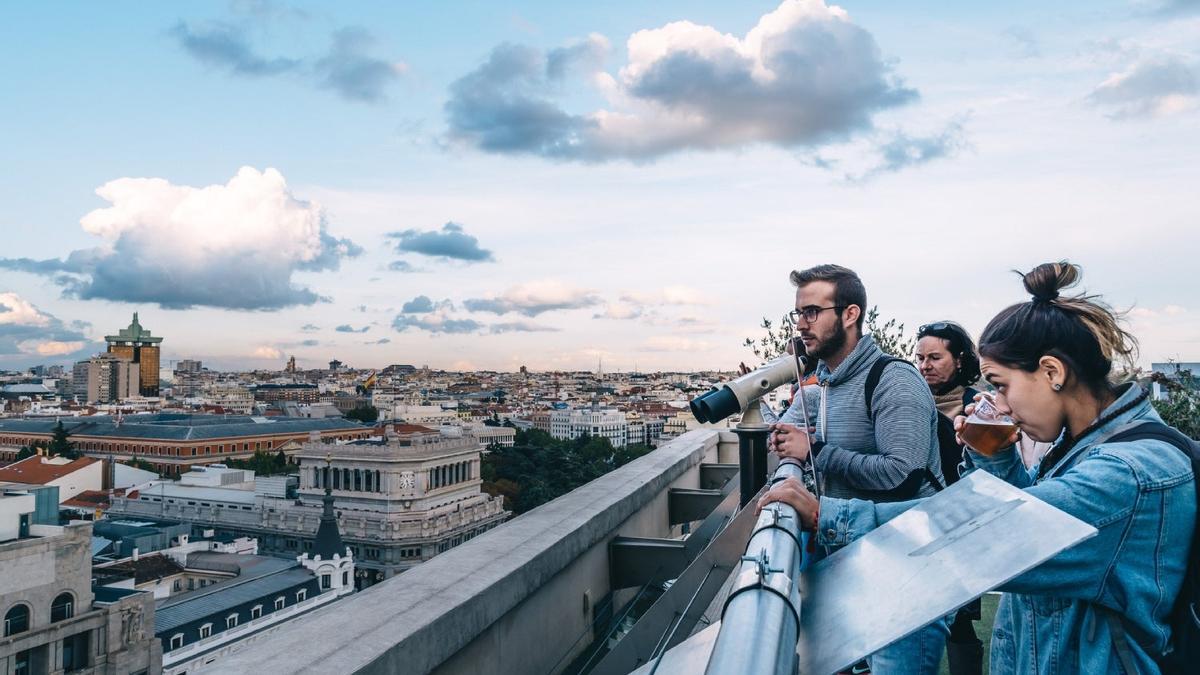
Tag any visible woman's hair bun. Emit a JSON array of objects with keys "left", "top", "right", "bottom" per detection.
[{"left": 1020, "top": 261, "right": 1080, "bottom": 303}]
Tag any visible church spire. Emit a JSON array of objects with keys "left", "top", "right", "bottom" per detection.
[{"left": 312, "top": 453, "right": 346, "bottom": 560}]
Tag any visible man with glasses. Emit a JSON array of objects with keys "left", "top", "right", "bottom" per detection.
[{"left": 771, "top": 264, "right": 946, "bottom": 675}]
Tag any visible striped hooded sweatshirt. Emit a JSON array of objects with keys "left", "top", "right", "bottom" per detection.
[{"left": 776, "top": 335, "right": 944, "bottom": 500}]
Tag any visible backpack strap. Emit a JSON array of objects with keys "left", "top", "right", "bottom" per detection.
[
  {"left": 1106, "top": 420, "right": 1196, "bottom": 455},
  {"left": 1103, "top": 610, "right": 1145, "bottom": 675},
  {"left": 864, "top": 356, "right": 908, "bottom": 420},
  {"left": 1096, "top": 420, "right": 1197, "bottom": 673},
  {"left": 863, "top": 356, "right": 945, "bottom": 493}
]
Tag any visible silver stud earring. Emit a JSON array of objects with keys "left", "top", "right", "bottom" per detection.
[{"left": 1052, "top": 383, "right": 1062, "bottom": 392}]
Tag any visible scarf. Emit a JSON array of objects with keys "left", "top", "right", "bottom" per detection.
[{"left": 933, "top": 385, "right": 968, "bottom": 419}]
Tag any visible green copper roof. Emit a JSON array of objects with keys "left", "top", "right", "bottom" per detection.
[{"left": 104, "top": 312, "right": 163, "bottom": 344}]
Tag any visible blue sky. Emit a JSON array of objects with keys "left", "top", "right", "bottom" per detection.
[{"left": 1, "top": 0, "right": 1197, "bottom": 372}]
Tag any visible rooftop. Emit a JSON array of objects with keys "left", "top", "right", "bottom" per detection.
[
  {"left": 0, "top": 413, "right": 365, "bottom": 441},
  {"left": 0, "top": 455, "right": 99, "bottom": 484},
  {"left": 155, "top": 554, "right": 307, "bottom": 633},
  {"left": 104, "top": 312, "right": 163, "bottom": 345},
  {"left": 62, "top": 489, "right": 117, "bottom": 510},
  {"left": 94, "top": 553, "right": 185, "bottom": 584}
]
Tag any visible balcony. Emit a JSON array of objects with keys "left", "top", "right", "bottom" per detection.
[{"left": 220, "top": 428, "right": 745, "bottom": 674}]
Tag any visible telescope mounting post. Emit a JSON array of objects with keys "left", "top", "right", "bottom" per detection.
[{"left": 733, "top": 404, "right": 771, "bottom": 507}]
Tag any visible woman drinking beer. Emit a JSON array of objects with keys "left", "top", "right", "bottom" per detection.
[{"left": 759, "top": 261, "right": 1195, "bottom": 674}]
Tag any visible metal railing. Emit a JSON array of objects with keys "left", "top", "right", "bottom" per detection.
[{"left": 704, "top": 461, "right": 804, "bottom": 675}]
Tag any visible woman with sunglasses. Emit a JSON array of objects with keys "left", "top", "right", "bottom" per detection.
[
  {"left": 759, "top": 261, "right": 1195, "bottom": 674},
  {"left": 914, "top": 321, "right": 986, "bottom": 675}
]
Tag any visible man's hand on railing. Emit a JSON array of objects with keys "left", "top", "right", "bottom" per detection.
[{"left": 756, "top": 477, "right": 819, "bottom": 530}]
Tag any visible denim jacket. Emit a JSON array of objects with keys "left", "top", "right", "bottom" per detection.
[{"left": 815, "top": 384, "right": 1195, "bottom": 674}]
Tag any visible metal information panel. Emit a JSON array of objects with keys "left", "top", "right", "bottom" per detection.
[
  {"left": 635, "top": 470, "right": 1097, "bottom": 675},
  {"left": 795, "top": 469, "right": 1096, "bottom": 674}
]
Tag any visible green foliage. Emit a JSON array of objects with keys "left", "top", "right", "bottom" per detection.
[
  {"left": 1151, "top": 367, "right": 1200, "bottom": 439},
  {"left": 742, "top": 315, "right": 794, "bottom": 361},
  {"left": 227, "top": 449, "right": 292, "bottom": 476},
  {"left": 481, "top": 429, "right": 656, "bottom": 514},
  {"left": 865, "top": 306, "right": 915, "bottom": 360},
  {"left": 49, "top": 421, "right": 79, "bottom": 459},
  {"left": 15, "top": 445, "right": 38, "bottom": 461},
  {"left": 743, "top": 305, "right": 914, "bottom": 362},
  {"left": 125, "top": 458, "right": 158, "bottom": 473},
  {"left": 344, "top": 405, "right": 379, "bottom": 424}
]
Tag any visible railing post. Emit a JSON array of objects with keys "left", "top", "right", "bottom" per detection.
[{"left": 733, "top": 405, "right": 770, "bottom": 507}]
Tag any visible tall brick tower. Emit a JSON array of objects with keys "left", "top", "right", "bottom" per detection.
[{"left": 104, "top": 312, "right": 163, "bottom": 397}]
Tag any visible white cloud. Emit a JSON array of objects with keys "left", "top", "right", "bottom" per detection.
[
  {"left": 463, "top": 280, "right": 601, "bottom": 316},
  {"left": 1087, "top": 57, "right": 1199, "bottom": 119},
  {"left": 594, "top": 303, "right": 644, "bottom": 320},
  {"left": 18, "top": 340, "right": 85, "bottom": 356},
  {"left": 253, "top": 346, "right": 283, "bottom": 359},
  {"left": 620, "top": 285, "right": 708, "bottom": 306},
  {"left": 0, "top": 167, "right": 361, "bottom": 309},
  {"left": 0, "top": 293, "right": 93, "bottom": 362},
  {"left": 445, "top": 0, "right": 924, "bottom": 161},
  {"left": 0, "top": 292, "right": 52, "bottom": 326}
]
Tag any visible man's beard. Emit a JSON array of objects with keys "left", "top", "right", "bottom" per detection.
[{"left": 808, "top": 320, "right": 847, "bottom": 362}]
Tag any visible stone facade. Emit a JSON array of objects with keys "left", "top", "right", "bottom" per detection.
[
  {"left": 0, "top": 518, "right": 161, "bottom": 674},
  {"left": 107, "top": 429, "right": 509, "bottom": 589}
]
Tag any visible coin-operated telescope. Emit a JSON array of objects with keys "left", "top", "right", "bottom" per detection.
[
  {"left": 690, "top": 355, "right": 801, "bottom": 506},
  {"left": 689, "top": 355, "right": 796, "bottom": 424}
]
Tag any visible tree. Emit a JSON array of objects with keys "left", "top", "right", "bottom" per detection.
[
  {"left": 15, "top": 445, "right": 38, "bottom": 461},
  {"left": 228, "top": 450, "right": 293, "bottom": 476},
  {"left": 344, "top": 405, "right": 379, "bottom": 424},
  {"left": 864, "top": 306, "right": 915, "bottom": 360},
  {"left": 742, "top": 315, "right": 794, "bottom": 361},
  {"left": 1151, "top": 367, "right": 1200, "bottom": 439},
  {"left": 48, "top": 421, "right": 79, "bottom": 459},
  {"left": 126, "top": 457, "right": 157, "bottom": 473},
  {"left": 743, "top": 305, "right": 914, "bottom": 362},
  {"left": 480, "top": 429, "right": 658, "bottom": 515}
]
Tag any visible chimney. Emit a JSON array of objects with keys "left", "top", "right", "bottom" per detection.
[
  {"left": 308, "top": 430, "right": 321, "bottom": 444},
  {"left": 132, "top": 547, "right": 139, "bottom": 562}
]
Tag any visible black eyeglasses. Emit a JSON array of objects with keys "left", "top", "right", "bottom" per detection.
[{"left": 788, "top": 306, "right": 846, "bottom": 325}]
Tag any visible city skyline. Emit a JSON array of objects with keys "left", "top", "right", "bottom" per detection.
[{"left": 2, "top": 0, "right": 1198, "bottom": 372}]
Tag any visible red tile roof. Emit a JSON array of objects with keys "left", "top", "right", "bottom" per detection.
[
  {"left": 62, "top": 489, "right": 115, "bottom": 510},
  {"left": 0, "top": 455, "right": 100, "bottom": 485}
]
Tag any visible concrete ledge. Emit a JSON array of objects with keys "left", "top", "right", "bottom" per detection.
[{"left": 220, "top": 428, "right": 720, "bottom": 674}]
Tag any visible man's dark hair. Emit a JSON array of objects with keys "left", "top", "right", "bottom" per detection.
[{"left": 789, "top": 264, "right": 867, "bottom": 331}]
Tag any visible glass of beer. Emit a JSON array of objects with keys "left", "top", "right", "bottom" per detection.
[{"left": 960, "top": 394, "right": 1019, "bottom": 456}]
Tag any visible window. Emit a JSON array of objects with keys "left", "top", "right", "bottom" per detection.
[
  {"left": 250, "top": 605, "right": 262, "bottom": 619},
  {"left": 4, "top": 604, "right": 30, "bottom": 636},
  {"left": 61, "top": 631, "right": 90, "bottom": 671},
  {"left": 173, "top": 580, "right": 182, "bottom": 592},
  {"left": 226, "top": 614, "right": 238, "bottom": 629},
  {"left": 342, "top": 571, "right": 349, "bottom": 587},
  {"left": 50, "top": 592, "right": 74, "bottom": 622},
  {"left": 169, "top": 634, "right": 184, "bottom": 650},
  {"left": 274, "top": 596, "right": 285, "bottom": 610},
  {"left": 320, "top": 574, "right": 331, "bottom": 590},
  {"left": 295, "top": 589, "right": 307, "bottom": 602},
  {"left": 199, "top": 623, "right": 212, "bottom": 639}
]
